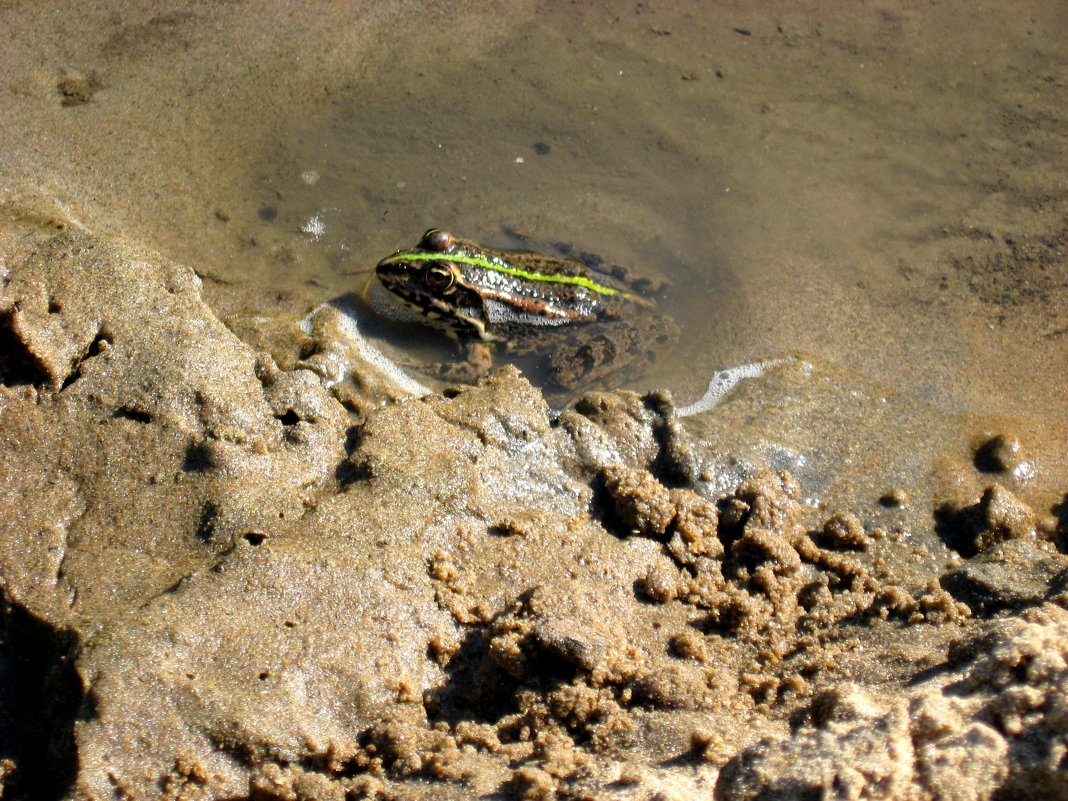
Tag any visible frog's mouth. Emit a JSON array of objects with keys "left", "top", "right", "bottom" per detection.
[
  {"left": 366, "top": 278, "right": 429, "bottom": 325},
  {"left": 374, "top": 258, "right": 440, "bottom": 315}
]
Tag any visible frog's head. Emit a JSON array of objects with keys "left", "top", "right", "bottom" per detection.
[{"left": 375, "top": 229, "right": 490, "bottom": 338}]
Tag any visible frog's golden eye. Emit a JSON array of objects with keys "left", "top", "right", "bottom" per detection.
[
  {"left": 424, "top": 263, "right": 455, "bottom": 292},
  {"left": 420, "top": 229, "right": 454, "bottom": 252}
]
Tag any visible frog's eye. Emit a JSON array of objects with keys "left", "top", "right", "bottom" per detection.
[
  {"left": 420, "top": 229, "right": 454, "bottom": 252},
  {"left": 424, "top": 263, "right": 455, "bottom": 292}
]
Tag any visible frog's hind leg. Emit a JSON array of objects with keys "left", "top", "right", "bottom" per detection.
[
  {"left": 545, "top": 325, "right": 637, "bottom": 390},
  {"left": 547, "top": 317, "right": 678, "bottom": 390},
  {"left": 549, "top": 329, "right": 639, "bottom": 390}
]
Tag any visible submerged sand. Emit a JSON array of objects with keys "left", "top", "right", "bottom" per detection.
[{"left": 1, "top": 2, "right": 1067, "bottom": 800}]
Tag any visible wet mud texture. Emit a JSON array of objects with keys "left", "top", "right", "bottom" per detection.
[
  {"left": 2, "top": 1, "right": 1068, "bottom": 798},
  {"left": 2, "top": 226, "right": 1068, "bottom": 800}
]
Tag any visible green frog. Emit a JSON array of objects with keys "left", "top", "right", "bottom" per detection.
[{"left": 372, "top": 229, "right": 677, "bottom": 390}]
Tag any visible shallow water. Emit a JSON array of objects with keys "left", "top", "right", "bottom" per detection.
[
  {"left": 224, "top": 3, "right": 1068, "bottom": 418},
  {"left": 1, "top": 1, "right": 1065, "bottom": 463}
]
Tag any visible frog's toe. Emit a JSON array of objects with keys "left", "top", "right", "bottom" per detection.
[{"left": 429, "top": 342, "right": 494, "bottom": 384}]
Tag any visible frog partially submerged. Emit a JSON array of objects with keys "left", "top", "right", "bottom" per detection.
[{"left": 373, "top": 228, "right": 678, "bottom": 390}]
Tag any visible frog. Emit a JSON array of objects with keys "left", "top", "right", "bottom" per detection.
[{"left": 372, "top": 228, "right": 678, "bottom": 390}]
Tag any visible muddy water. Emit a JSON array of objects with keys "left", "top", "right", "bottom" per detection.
[
  {"left": 0, "top": 3, "right": 1063, "bottom": 448},
  {"left": 3, "top": 3, "right": 1063, "bottom": 419},
  {"left": 225, "top": 2, "right": 1068, "bottom": 520},
  {"left": 195, "top": 4, "right": 1068, "bottom": 422}
]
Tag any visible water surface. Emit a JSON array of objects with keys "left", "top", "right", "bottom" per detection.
[
  {"left": 2, "top": 0, "right": 1065, "bottom": 492},
  {"left": 231, "top": 3, "right": 1068, "bottom": 421}
]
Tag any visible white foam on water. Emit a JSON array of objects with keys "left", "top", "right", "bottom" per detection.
[
  {"left": 300, "top": 213, "right": 326, "bottom": 240},
  {"left": 677, "top": 358, "right": 808, "bottom": 417}
]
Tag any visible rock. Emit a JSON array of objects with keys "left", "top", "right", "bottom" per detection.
[
  {"left": 57, "top": 70, "right": 99, "bottom": 106},
  {"left": 973, "top": 433, "right": 1025, "bottom": 474},
  {"left": 808, "top": 683, "right": 884, "bottom": 726},
  {"left": 715, "top": 699, "right": 917, "bottom": 801},
  {"left": 718, "top": 603, "right": 1068, "bottom": 800},
  {"left": 938, "top": 484, "right": 1037, "bottom": 556},
  {"left": 71, "top": 537, "right": 453, "bottom": 800},
  {"left": 975, "top": 484, "right": 1036, "bottom": 552},
  {"left": 880, "top": 487, "right": 910, "bottom": 507},
  {"left": 601, "top": 465, "right": 675, "bottom": 539},
  {"left": 940, "top": 539, "right": 1067, "bottom": 614}
]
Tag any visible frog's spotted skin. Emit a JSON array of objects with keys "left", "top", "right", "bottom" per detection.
[{"left": 374, "top": 229, "right": 677, "bottom": 390}]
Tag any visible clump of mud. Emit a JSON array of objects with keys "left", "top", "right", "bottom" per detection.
[{"left": 2, "top": 225, "right": 1068, "bottom": 800}]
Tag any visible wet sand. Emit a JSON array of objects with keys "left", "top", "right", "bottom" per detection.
[{"left": 1, "top": 2, "right": 1067, "bottom": 799}]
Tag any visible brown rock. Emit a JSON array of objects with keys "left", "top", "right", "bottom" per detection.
[{"left": 974, "top": 433, "right": 1025, "bottom": 474}]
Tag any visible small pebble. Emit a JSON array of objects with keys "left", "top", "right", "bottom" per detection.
[
  {"left": 974, "top": 433, "right": 1024, "bottom": 473},
  {"left": 57, "top": 70, "right": 96, "bottom": 105},
  {"left": 879, "top": 487, "right": 909, "bottom": 507},
  {"left": 974, "top": 484, "right": 1035, "bottom": 551}
]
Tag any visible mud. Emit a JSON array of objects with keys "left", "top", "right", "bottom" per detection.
[
  {"left": 1, "top": 2, "right": 1067, "bottom": 800},
  {"left": 0, "top": 221, "right": 1065, "bottom": 799}
]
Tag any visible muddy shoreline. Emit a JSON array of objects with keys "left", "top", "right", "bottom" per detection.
[
  {"left": 0, "top": 217, "right": 1066, "bottom": 799},
  {"left": 2, "top": 2, "right": 1068, "bottom": 799}
]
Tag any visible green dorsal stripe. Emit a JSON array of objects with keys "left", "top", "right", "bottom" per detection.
[{"left": 381, "top": 251, "right": 621, "bottom": 297}]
